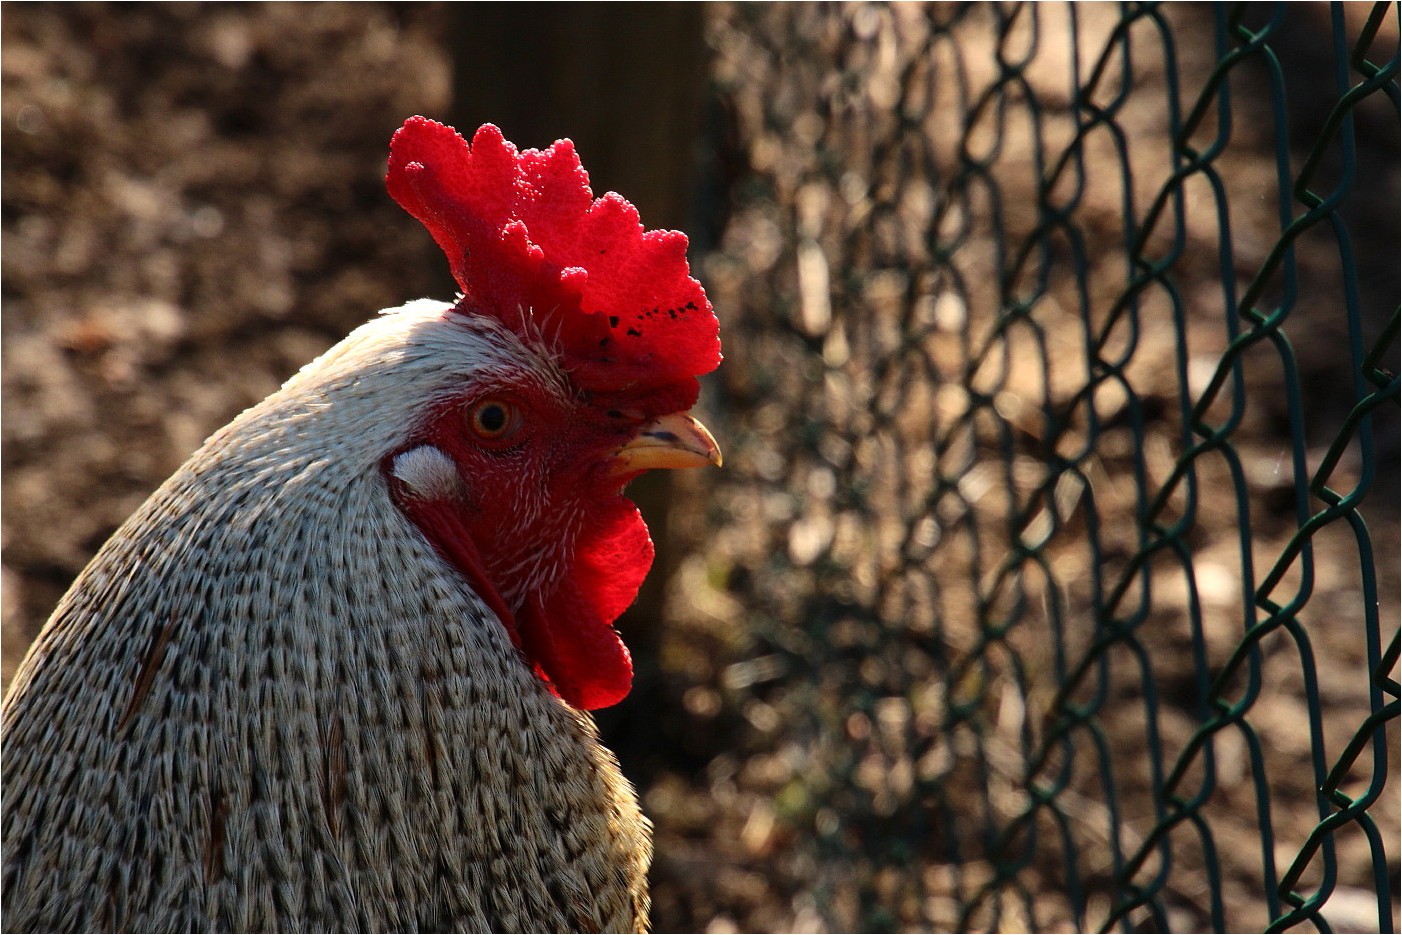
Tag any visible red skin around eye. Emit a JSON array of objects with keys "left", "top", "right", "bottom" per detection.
[{"left": 390, "top": 384, "right": 650, "bottom": 710}]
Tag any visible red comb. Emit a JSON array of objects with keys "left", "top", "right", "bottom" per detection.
[{"left": 387, "top": 118, "right": 721, "bottom": 409}]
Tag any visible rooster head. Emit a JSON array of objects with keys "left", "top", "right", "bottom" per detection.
[{"left": 382, "top": 118, "right": 722, "bottom": 710}]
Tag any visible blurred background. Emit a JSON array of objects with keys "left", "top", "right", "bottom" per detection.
[{"left": 3, "top": 4, "right": 1397, "bottom": 932}]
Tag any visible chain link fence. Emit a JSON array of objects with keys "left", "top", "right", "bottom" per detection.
[{"left": 695, "top": 3, "right": 1399, "bottom": 931}]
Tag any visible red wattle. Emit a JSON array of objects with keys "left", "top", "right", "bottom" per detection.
[
  {"left": 518, "top": 591, "right": 634, "bottom": 711},
  {"left": 516, "top": 498, "right": 653, "bottom": 710},
  {"left": 389, "top": 460, "right": 655, "bottom": 711}
]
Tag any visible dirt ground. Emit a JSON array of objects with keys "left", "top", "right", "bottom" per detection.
[
  {"left": 3, "top": 4, "right": 1397, "bottom": 933},
  {"left": 2, "top": 4, "right": 456, "bottom": 665}
]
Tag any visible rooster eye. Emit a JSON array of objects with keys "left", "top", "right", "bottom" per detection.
[{"left": 467, "top": 399, "right": 519, "bottom": 441}]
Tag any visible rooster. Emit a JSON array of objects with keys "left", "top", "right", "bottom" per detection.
[{"left": 2, "top": 117, "right": 721, "bottom": 933}]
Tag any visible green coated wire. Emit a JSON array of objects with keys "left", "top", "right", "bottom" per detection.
[{"left": 710, "top": 2, "right": 1396, "bottom": 930}]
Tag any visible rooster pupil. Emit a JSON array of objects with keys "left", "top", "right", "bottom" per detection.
[{"left": 477, "top": 404, "right": 507, "bottom": 433}]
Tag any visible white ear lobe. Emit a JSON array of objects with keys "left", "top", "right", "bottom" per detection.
[{"left": 391, "top": 445, "right": 463, "bottom": 500}]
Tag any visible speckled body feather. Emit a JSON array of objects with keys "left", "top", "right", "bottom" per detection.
[{"left": 2, "top": 301, "right": 653, "bottom": 933}]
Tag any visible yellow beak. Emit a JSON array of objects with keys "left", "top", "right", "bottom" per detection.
[{"left": 610, "top": 412, "right": 723, "bottom": 476}]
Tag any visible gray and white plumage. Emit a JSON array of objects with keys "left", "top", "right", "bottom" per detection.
[{"left": 2, "top": 301, "right": 652, "bottom": 933}]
